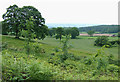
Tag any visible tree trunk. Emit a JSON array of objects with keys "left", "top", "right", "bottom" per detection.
[
  {"left": 15, "top": 29, "right": 19, "bottom": 39},
  {"left": 60, "top": 35, "right": 61, "bottom": 40}
]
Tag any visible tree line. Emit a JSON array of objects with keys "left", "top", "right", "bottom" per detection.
[
  {"left": 48, "top": 27, "right": 79, "bottom": 40},
  {"left": 78, "top": 25, "right": 119, "bottom": 33},
  {"left": 2, "top": 4, "right": 80, "bottom": 40}
]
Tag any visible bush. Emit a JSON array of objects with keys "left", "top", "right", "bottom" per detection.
[
  {"left": 28, "top": 61, "right": 53, "bottom": 80},
  {"left": 94, "top": 36, "right": 111, "bottom": 47},
  {"left": 109, "top": 40, "right": 120, "bottom": 46},
  {"left": 109, "top": 41, "right": 116, "bottom": 45},
  {"left": 48, "top": 54, "right": 62, "bottom": 65},
  {"left": 1, "top": 42, "right": 8, "bottom": 50},
  {"left": 108, "top": 64, "right": 119, "bottom": 72},
  {"left": 24, "top": 41, "right": 45, "bottom": 55}
]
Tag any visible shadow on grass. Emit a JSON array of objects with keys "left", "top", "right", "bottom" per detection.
[{"left": 3, "top": 35, "right": 47, "bottom": 44}]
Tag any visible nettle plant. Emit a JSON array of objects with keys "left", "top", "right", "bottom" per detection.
[
  {"left": 48, "top": 35, "right": 72, "bottom": 64},
  {"left": 59, "top": 35, "right": 72, "bottom": 62},
  {"left": 92, "top": 46, "right": 109, "bottom": 72},
  {"left": 21, "top": 17, "right": 36, "bottom": 56}
]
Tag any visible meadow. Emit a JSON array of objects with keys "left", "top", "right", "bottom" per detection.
[
  {"left": 1, "top": 35, "right": 119, "bottom": 80},
  {"left": 39, "top": 36, "right": 118, "bottom": 59}
]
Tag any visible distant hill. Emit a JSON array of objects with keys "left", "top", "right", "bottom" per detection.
[
  {"left": 46, "top": 23, "right": 100, "bottom": 28},
  {"left": 78, "top": 25, "right": 119, "bottom": 33}
]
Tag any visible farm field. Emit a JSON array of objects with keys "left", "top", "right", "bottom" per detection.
[{"left": 1, "top": 35, "right": 119, "bottom": 80}]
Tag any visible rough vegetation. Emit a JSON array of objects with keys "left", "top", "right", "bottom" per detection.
[{"left": 1, "top": 35, "right": 119, "bottom": 81}]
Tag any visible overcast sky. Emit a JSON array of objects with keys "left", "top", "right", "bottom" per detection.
[{"left": 0, "top": 0, "right": 119, "bottom": 25}]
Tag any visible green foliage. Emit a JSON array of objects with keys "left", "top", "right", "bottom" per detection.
[
  {"left": 60, "top": 35, "right": 72, "bottom": 62},
  {"left": 2, "top": 35, "right": 119, "bottom": 80},
  {"left": 48, "top": 55, "right": 62, "bottom": 65},
  {"left": 30, "top": 40, "right": 45, "bottom": 54},
  {"left": 48, "top": 28, "right": 56, "bottom": 37},
  {"left": 94, "top": 36, "right": 111, "bottom": 47},
  {"left": 109, "top": 40, "right": 120, "bottom": 45},
  {"left": 54, "top": 48, "right": 60, "bottom": 52},
  {"left": 22, "top": 17, "right": 35, "bottom": 55},
  {"left": 2, "top": 50, "right": 53, "bottom": 81},
  {"left": 27, "top": 61, "right": 53, "bottom": 80},
  {"left": 87, "top": 30, "right": 95, "bottom": 37},
  {"left": 49, "top": 35, "right": 72, "bottom": 64},
  {"left": 70, "top": 27, "right": 79, "bottom": 39},
  {"left": 56, "top": 27, "right": 64, "bottom": 40},
  {"left": 94, "top": 36, "right": 119, "bottom": 48},
  {"left": 2, "top": 5, "right": 21, "bottom": 38},
  {"left": 1, "top": 42, "right": 8, "bottom": 50},
  {"left": 2, "top": 5, "right": 48, "bottom": 39},
  {"left": 64, "top": 28, "right": 71, "bottom": 36},
  {"left": 78, "top": 25, "right": 119, "bottom": 33},
  {"left": 2, "top": 21, "right": 9, "bottom": 35}
]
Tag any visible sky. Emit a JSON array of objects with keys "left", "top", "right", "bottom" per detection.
[{"left": 0, "top": 0, "right": 119, "bottom": 25}]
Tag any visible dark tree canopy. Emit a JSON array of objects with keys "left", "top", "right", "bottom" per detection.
[
  {"left": 78, "top": 25, "right": 119, "bottom": 33},
  {"left": 70, "top": 27, "right": 79, "bottom": 39},
  {"left": 2, "top": 4, "right": 48, "bottom": 39},
  {"left": 87, "top": 30, "right": 95, "bottom": 37},
  {"left": 94, "top": 36, "right": 111, "bottom": 47},
  {"left": 2, "top": 5, "right": 22, "bottom": 38},
  {"left": 64, "top": 28, "right": 71, "bottom": 36},
  {"left": 56, "top": 27, "right": 64, "bottom": 40},
  {"left": 48, "top": 28, "right": 56, "bottom": 37}
]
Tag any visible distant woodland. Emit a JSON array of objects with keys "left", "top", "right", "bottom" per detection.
[
  {"left": 1, "top": 20, "right": 119, "bottom": 34},
  {"left": 78, "top": 25, "right": 119, "bottom": 33}
]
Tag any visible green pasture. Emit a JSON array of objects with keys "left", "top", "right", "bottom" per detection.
[
  {"left": 2, "top": 35, "right": 118, "bottom": 59},
  {"left": 39, "top": 36, "right": 118, "bottom": 59}
]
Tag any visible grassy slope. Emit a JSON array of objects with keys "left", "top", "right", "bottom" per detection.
[
  {"left": 39, "top": 36, "right": 118, "bottom": 59},
  {"left": 2, "top": 35, "right": 118, "bottom": 59},
  {"left": 2, "top": 35, "right": 119, "bottom": 80}
]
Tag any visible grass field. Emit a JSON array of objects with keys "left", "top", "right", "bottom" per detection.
[
  {"left": 1, "top": 35, "right": 119, "bottom": 80},
  {"left": 2, "top": 35, "right": 118, "bottom": 59},
  {"left": 39, "top": 36, "right": 118, "bottom": 59}
]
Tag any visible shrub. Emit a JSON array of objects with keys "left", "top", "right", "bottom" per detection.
[
  {"left": 28, "top": 61, "right": 53, "bottom": 80},
  {"left": 24, "top": 39, "right": 45, "bottom": 55},
  {"left": 108, "top": 64, "right": 119, "bottom": 72},
  {"left": 87, "top": 30, "right": 95, "bottom": 37},
  {"left": 109, "top": 41, "right": 116, "bottom": 45},
  {"left": 2, "top": 51, "right": 53, "bottom": 81},
  {"left": 31, "top": 41, "right": 45, "bottom": 54},
  {"left": 109, "top": 40, "right": 120, "bottom": 46},
  {"left": 48, "top": 55, "right": 62, "bottom": 65},
  {"left": 54, "top": 48, "right": 60, "bottom": 52},
  {"left": 1, "top": 42, "right": 8, "bottom": 50},
  {"left": 105, "top": 45, "right": 111, "bottom": 48},
  {"left": 94, "top": 36, "right": 111, "bottom": 47}
]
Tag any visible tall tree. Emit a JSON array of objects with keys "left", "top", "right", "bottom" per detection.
[
  {"left": 48, "top": 28, "right": 56, "bottom": 37},
  {"left": 21, "top": 17, "right": 35, "bottom": 55},
  {"left": 2, "top": 5, "right": 22, "bottom": 38},
  {"left": 64, "top": 28, "right": 71, "bottom": 36},
  {"left": 56, "top": 27, "right": 64, "bottom": 40},
  {"left": 87, "top": 30, "right": 95, "bottom": 37},
  {"left": 21, "top": 6, "right": 48, "bottom": 39},
  {"left": 70, "top": 27, "right": 79, "bottom": 39},
  {"left": 2, "top": 5, "right": 48, "bottom": 39}
]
